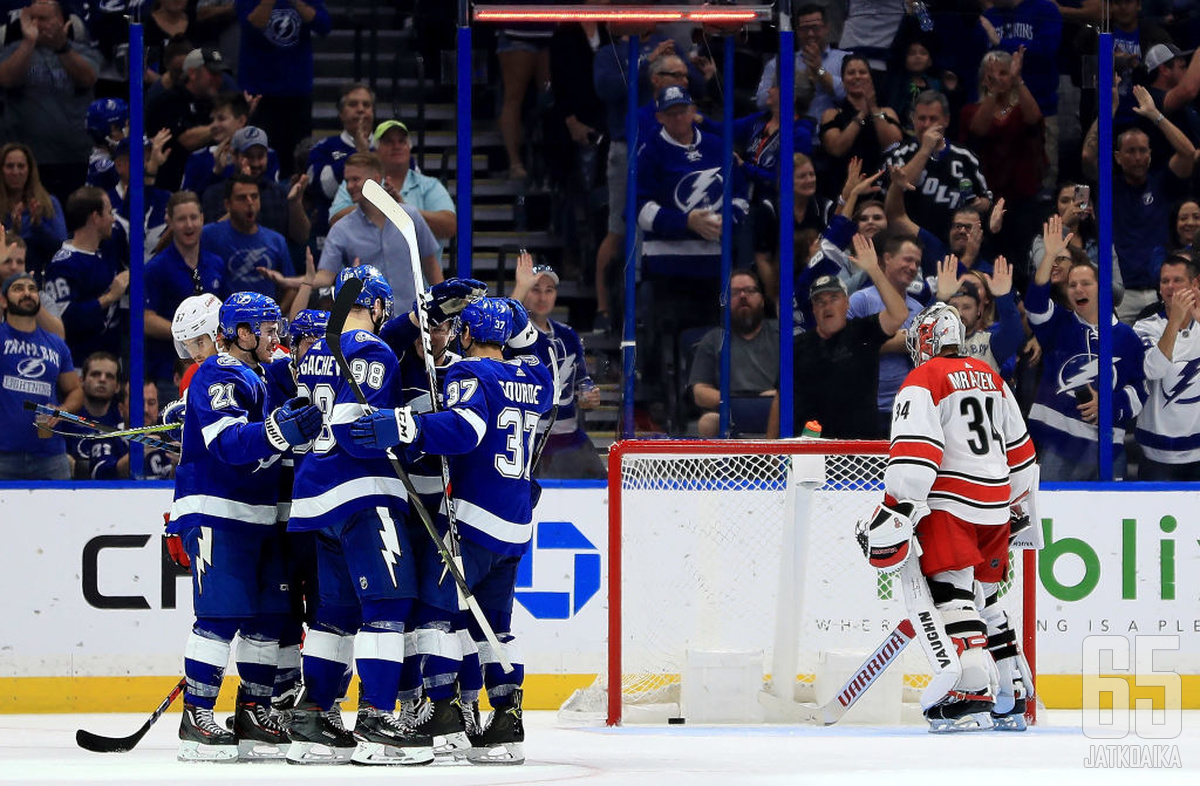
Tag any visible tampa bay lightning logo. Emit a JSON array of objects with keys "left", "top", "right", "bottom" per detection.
[
  {"left": 17, "top": 358, "right": 46, "bottom": 377},
  {"left": 266, "top": 8, "right": 302, "bottom": 48},
  {"left": 1055, "top": 352, "right": 1119, "bottom": 395},
  {"left": 1163, "top": 357, "right": 1200, "bottom": 406},
  {"left": 674, "top": 167, "right": 724, "bottom": 213}
]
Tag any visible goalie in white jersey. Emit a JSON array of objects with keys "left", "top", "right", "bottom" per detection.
[{"left": 860, "top": 302, "right": 1038, "bottom": 732}]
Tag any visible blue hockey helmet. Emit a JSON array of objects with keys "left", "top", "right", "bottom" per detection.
[
  {"left": 458, "top": 297, "right": 514, "bottom": 345},
  {"left": 289, "top": 309, "right": 330, "bottom": 341},
  {"left": 219, "top": 291, "right": 282, "bottom": 340},
  {"left": 336, "top": 264, "right": 394, "bottom": 319},
  {"left": 86, "top": 98, "right": 128, "bottom": 145}
]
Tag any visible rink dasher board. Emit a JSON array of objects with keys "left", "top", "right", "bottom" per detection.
[{"left": 2, "top": 484, "right": 1200, "bottom": 712}]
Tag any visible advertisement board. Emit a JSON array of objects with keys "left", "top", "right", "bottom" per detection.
[{"left": 2, "top": 485, "right": 1198, "bottom": 711}]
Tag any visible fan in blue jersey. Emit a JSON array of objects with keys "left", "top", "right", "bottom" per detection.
[
  {"left": 288, "top": 265, "right": 433, "bottom": 766},
  {"left": 1025, "top": 221, "right": 1146, "bottom": 480},
  {"left": 41, "top": 186, "right": 125, "bottom": 366},
  {"left": 512, "top": 258, "right": 606, "bottom": 478},
  {"left": 166, "top": 291, "right": 322, "bottom": 762},
  {"left": 351, "top": 297, "right": 555, "bottom": 766}
]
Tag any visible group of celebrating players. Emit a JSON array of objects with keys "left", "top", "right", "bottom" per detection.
[
  {"left": 161, "top": 262, "right": 552, "bottom": 765},
  {"left": 158, "top": 246, "right": 1039, "bottom": 756}
]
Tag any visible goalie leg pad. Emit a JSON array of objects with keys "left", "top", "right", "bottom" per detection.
[{"left": 979, "top": 582, "right": 1030, "bottom": 724}]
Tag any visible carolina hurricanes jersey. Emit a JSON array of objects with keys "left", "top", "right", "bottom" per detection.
[{"left": 884, "top": 355, "right": 1036, "bottom": 525}]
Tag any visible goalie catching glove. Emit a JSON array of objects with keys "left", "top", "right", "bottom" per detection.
[
  {"left": 419, "top": 277, "right": 488, "bottom": 325},
  {"left": 264, "top": 397, "right": 323, "bottom": 451},
  {"left": 855, "top": 500, "right": 928, "bottom": 573},
  {"left": 350, "top": 406, "right": 420, "bottom": 449}
]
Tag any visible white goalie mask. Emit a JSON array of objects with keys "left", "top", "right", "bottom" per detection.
[
  {"left": 171, "top": 293, "right": 222, "bottom": 359},
  {"left": 905, "top": 302, "right": 965, "bottom": 367}
]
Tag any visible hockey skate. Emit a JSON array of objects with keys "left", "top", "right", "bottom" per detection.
[
  {"left": 285, "top": 701, "right": 356, "bottom": 765},
  {"left": 466, "top": 688, "right": 525, "bottom": 765},
  {"left": 924, "top": 689, "right": 996, "bottom": 733},
  {"left": 991, "top": 678, "right": 1029, "bottom": 731},
  {"left": 351, "top": 704, "right": 434, "bottom": 766},
  {"left": 233, "top": 699, "right": 290, "bottom": 760},
  {"left": 411, "top": 695, "right": 471, "bottom": 759},
  {"left": 177, "top": 702, "right": 238, "bottom": 762}
]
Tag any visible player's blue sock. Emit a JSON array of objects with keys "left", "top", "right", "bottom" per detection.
[
  {"left": 355, "top": 624, "right": 405, "bottom": 710},
  {"left": 183, "top": 627, "right": 232, "bottom": 709},
  {"left": 236, "top": 634, "right": 280, "bottom": 700},
  {"left": 301, "top": 629, "right": 353, "bottom": 711},
  {"left": 272, "top": 643, "right": 302, "bottom": 704},
  {"left": 417, "top": 624, "right": 463, "bottom": 702},
  {"left": 458, "top": 629, "right": 483, "bottom": 704},
  {"left": 397, "top": 631, "right": 422, "bottom": 702},
  {"left": 482, "top": 634, "right": 524, "bottom": 706}
]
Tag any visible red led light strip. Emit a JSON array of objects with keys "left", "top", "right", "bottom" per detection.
[{"left": 473, "top": 5, "right": 770, "bottom": 23}]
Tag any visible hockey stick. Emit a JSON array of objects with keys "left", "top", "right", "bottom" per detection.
[
  {"left": 75, "top": 677, "right": 186, "bottom": 752},
  {"left": 24, "top": 401, "right": 179, "bottom": 454},
  {"left": 758, "top": 618, "right": 916, "bottom": 725},
  {"left": 325, "top": 279, "right": 513, "bottom": 672},
  {"left": 361, "top": 178, "right": 469, "bottom": 606}
]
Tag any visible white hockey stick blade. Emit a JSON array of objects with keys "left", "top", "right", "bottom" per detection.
[
  {"left": 758, "top": 618, "right": 917, "bottom": 725},
  {"left": 362, "top": 179, "right": 421, "bottom": 262}
]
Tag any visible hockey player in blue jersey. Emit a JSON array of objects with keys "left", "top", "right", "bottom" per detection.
[
  {"left": 167, "top": 291, "right": 323, "bottom": 761},
  {"left": 261, "top": 309, "right": 330, "bottom": 718},
  {"left": 378, "top": 277, "right": 487, "bottom": 748},
  {"left": 288, "top": 265, "right": 433, "bottom": 766},
  {"left": 351, "top": 297, "right": 554, "bottom": 766}
]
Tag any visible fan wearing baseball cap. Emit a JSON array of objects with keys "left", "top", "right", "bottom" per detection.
[
  {"left": 199, "top": 126, "right": 310, "bottom": 247},
  {"left": 326, "top": 119, "right": 457, "bottom": 255},
  {"left": 1142, "top": 41, "right": 1200, "bottom": 170},
  {"left": 766, "top": 235, "right": 907, "bottom": 440}
]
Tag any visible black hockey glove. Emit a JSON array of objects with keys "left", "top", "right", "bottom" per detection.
[{"left": 420, "top": 277, "right": 488, "bottom": 325}]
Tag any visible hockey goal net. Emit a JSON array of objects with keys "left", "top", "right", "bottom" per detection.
[{"left": 560, "top": 439, "right": 1035, "bottom": 726}]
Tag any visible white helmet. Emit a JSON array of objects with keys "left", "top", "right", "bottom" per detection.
[
  {"left": 172, "top": 293, "right": 221, "bottom": 359},
  {"left": 906, "top": 302, "right": 965, "bottom": 367}
]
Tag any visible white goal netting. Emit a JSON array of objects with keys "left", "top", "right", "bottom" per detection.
[{"left": 560, "top": 440, "right": 1032, "bottom": 725}]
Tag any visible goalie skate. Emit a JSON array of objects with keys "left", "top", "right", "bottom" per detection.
[
  {"left": 924, "top": 690, "right": 995, "bottom": 733},
  {"left": 991, "top": 680, "right": 1029, "bottom": 731}
]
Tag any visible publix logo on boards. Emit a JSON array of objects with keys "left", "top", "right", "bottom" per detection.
[{"left": 1040, "top": 516, "right": 1182, "bottom": 602}]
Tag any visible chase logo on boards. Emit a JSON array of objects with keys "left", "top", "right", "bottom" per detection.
[{"left": 514, "top": 521, "right": 600, "bottom": 620}]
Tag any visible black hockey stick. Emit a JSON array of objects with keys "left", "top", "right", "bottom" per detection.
[
  {"left": 325, "top": 279, "right": 512, "bottom": 671},
  {"left": 75, "top": 677, "right": 186, "bottom": 752}
]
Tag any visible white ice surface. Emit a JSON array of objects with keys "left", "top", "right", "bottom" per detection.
[{"left": 1, "top": 710, "right": 1197, "bottom": 785}]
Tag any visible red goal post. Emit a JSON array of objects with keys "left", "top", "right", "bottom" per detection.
[{"left": 589, "top": 438, "right": 1037, "bottom": 726}]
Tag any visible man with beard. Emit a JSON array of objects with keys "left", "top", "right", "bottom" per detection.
[
  {"left": 767, "top": 235, "right": 907, "bottom": 439},
  {"left": 688, "top": 268, "right": 779, "bottom": 437},
  {"left": 0, "top": 271, "right": 83, "bottom": 479}
]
